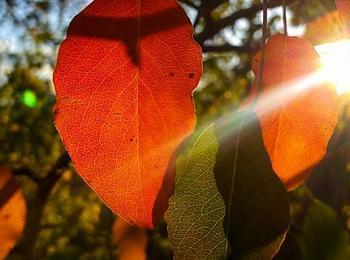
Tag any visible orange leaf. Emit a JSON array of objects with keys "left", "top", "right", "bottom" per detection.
[
  {"left": 0, "top": 166, "right": 26, "bottom": 259},
  {"left": 336, "top": 0, "right": 350, "bottom": 35},
  {"left": 53, "top": 0, "right": 202, "bottom": 228},
  {"left": 304, "top": 10, "right": 347, "bottom": 45},
  {"left": 112, "top": 217, "right": 147, "bottom": 260},
  {"left": 251, "top": 34, "right": 339, "bottom": 190}
]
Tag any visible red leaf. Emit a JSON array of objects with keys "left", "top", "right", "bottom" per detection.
[
  {"left": 250, "top": 34, "right": 339, "bottom": 190},
  {"left": 304, "top": 10, "right": 347, "bottom": 45},
  {"left": 336, "top": 0, "right": 350, "bottom": 35},
  {"left": 53, "top": 0, "right": 202, "bottom": 228}
]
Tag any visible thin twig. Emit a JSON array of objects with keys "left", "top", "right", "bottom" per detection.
[
  {"left": 196, "top": 0, "right": 298, "bottom": 44},
  {"left": 202, "top": 43, "right": 251, "bottom": 53}
]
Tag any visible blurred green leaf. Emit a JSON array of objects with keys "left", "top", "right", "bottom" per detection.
[{"left": 301, "top": 200, "right": 349, "bottom": 260}]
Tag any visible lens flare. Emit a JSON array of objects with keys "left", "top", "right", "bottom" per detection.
[
  {"left": 21, "top": 90, "right": 37, "bottom": 108},
  {"left": 316, "top": 40, "right": 350, "bottom": 95}
]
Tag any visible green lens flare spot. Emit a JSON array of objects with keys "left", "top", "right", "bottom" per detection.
[{"left": 21, "top": 90, "right": 37, "bottom": 108}]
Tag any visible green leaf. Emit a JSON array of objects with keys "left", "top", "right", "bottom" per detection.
[
  {"left": 166, "top": 124, "right": 226, "bottom": 259},
  {"left": 166, "top": 112, "right": 290, "bottom": 259},
  {"left": 301, "top": 200, "right": 349, "bottom": 260}
]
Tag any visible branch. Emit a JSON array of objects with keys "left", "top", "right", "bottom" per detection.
[
  {"left": 196, "top": 0, "right": 299, "bottom": 44},
  {"left": 13, "top": 167, "right": 41, "bottom": 183},
  {"left": 42, "top": 151, "right": 71, "bottom": 191},
  {"left": 15, "top": 151, "right": 71, "bottom": 259},
  {"left": 0, "top": 177, "right": 18, "bottom": 208},
  {"left": 202, "top": 44, "right": 251, "bottom": 53},
  {"left": 196, "top": 0, "right": 226, "bottom": 28},
  {"left": 179, "top": 0, "right": 199, "bottom": 10},
  {"left": 11, "top": 152, "right": 71, "bottom": 188}
]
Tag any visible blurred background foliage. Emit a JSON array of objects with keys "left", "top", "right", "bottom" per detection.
[{"left": 1, "top": 0, "right": 350, "bottom": 259}]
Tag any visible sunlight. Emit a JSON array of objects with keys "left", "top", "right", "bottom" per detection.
[{"left": 316, "top": 40, "right": 350, "bottom": 95}]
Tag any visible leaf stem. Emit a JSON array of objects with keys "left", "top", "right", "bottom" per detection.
[
  {"left": 224, "top": 116, "right": 244, "bottom": 257},
  {"left": 282, "top": 0, "right": 288, "bottom": 35},
  {"left": 253, "top": 0, "right": 268, "bottom": 106}
]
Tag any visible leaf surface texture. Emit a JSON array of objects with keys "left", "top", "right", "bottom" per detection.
[
  {"left": 336, "top": 0, "right": 350, "bottom": 34},
  {"left": 251, "top": 34, "right": 339, "bottom": 190},
  {"left": 166, "top": 112, "right": 290, "bottom": 259},
  {"left": 53, "top": 0, "right": 202, "bottom": 227}
]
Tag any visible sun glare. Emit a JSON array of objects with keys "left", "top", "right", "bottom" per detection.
[{"left": 316, "top": 40, "right": 350, "bottom": 95}]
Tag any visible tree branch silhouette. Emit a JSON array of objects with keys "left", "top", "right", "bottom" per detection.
[
  {"left": 196, "top": 0, "right": 299, "bottom": 44},
  {"left": 13, "top": 167, "right": 41, "bottom": 183},
  {"left": 12, "top": 152, "right": 71, "bottom": 259},
  {"left": 65, "top": 0, "right": 300, "bottom": 64},
  {"left": 202, "top": 43, "right": 252, "bottom": 53}
]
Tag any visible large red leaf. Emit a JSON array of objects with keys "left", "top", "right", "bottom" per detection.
[
  {"left": 250, "top": 34, "right": 339, "bottom": 190},
  {"left": 336, "top": 0, "right": 350, "bottom": 35},
  {"left": 53, "top": 0, "right": 202, "bottom": 228}
]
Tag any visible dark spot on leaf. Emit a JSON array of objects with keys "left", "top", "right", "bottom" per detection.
[
  {"left": 169, "top": 72, "right": 175, "bottom": 77},
  {"left": 189, "top": 73, "right": 195, "bottom": 78}
]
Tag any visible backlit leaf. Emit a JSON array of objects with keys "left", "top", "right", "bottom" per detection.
[
  {"left": 251, "top": 34, "right": 339, "bottom": 190},
  {"left": 336, "top": 0, "right": 350, "bottom": 35},
  {"left": 301, "top": 200, "right": 349, "bottom": 259},
  {"left": 112, "top": 217, "right": 147, "bottom": 260},
  {"left": 304, "top": 10, "right": 347, "bottom": 45},
  {"left": 166, "top": 124, "right": 226, "bottom": 259},
  {"left": 166, "top": 112, "right": 290, "bottom": 259},
  {"left": 53, "top": 0, "right": 202, "bottom": 228},
  {"left": 0, "top": 166, "right": 26, "bottom": 259}
]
